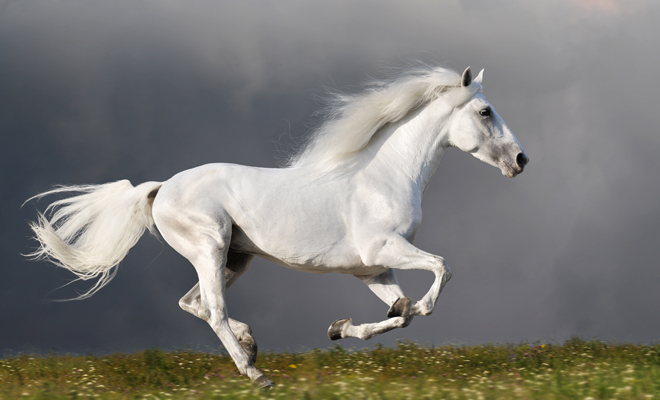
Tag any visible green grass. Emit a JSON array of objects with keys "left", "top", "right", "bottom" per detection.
[{"left": 1, "top": 338, "right": 659, "bottom": 399}]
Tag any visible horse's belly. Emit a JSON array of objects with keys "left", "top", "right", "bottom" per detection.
[{"left": 229, "top": 223, "right": 370, "bottom": 274}]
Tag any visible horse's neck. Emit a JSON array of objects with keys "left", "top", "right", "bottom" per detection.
[{"left": 363, "top": 100, "right": 452, "bottom": 195}]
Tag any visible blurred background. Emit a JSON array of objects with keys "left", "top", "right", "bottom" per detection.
[{"left": 1, "top": 0, "right": 659, "bottom": 355}]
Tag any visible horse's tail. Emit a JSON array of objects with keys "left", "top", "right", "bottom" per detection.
[{"left": 25, "top": 180, "right": 163, "bottom": 300}]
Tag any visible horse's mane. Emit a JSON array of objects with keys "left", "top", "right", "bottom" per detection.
[{"left": 287, "top": 65, "right": 481, "bottom": 171}]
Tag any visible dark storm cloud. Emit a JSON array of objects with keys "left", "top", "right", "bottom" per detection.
[{"left": 1, "top": 0, "right": 659, "bottom": 354}]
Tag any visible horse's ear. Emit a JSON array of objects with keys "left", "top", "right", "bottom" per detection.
[
  {"left": 461, "top": 67, "right": 472, "bottom": 87},
  {"left": 474, "top": 69, "right": 484, "bottom": 84}
]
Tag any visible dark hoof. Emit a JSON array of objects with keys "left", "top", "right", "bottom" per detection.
[
  {"left": 327, "top": 318, "right": 351, "bottom": 341},
  {"left": 387, "top": 297, "right": 412, "bottom": 318},
  {"left": 239, "top": 336, "right": 258, "bottom": 364},
  {"left": 254, "top": 375, "right": 274, "bottom": 389}
]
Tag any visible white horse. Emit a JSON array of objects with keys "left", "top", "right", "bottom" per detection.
[{"left": 27, "top": 66, "right": 528, "bottom": 387}]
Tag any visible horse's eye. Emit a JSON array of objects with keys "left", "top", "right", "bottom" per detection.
[{"left": 479, "top": 107, "right": 491, "bottom": 117}]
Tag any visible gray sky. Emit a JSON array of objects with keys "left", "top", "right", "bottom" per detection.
[{"left": 1, "top": 0, "right": 659, "bottom": 355}]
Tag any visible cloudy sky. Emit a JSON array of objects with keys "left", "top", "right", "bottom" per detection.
[{"left": 1, "top": 0, "right": 659, "bottom": 355}]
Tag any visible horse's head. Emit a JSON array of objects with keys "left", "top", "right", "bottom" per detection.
[{"left": 447, "top": 67, "right": 529, "bottom": 178}]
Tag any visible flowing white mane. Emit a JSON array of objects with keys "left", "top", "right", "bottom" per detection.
[{"left": 287, "top": 65, "right": 481, "bottom": 170}]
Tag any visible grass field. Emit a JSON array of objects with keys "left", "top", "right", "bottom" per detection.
[{"left": 1, "top": 338, "right": 658, "bottom": 399}]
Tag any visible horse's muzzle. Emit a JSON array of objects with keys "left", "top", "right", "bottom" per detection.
[{"left": 503, "top": 153, "right": 529, "bottom": 177}]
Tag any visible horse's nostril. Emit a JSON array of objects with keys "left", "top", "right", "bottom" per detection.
[{"left": 516, "top": 152, "right": 528, "bottom": 168}]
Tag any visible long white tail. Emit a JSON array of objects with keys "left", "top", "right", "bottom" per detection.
[{"left": 26, "top": 180, "right": 163, "bottom": 300}]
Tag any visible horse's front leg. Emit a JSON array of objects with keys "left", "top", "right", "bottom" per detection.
[
  {"left": 328, "top": 237, "right": 451, "bottom": 341},
  {"left": 328, "top": 269, "right": 414, "bottom": 341},
  {"left": 367, "top": 237, "right": 451, "bottom": 317}
]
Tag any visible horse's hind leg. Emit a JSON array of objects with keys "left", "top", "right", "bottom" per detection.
[
  {"left": 179, "top": 251, "right": 252, "bottom": 315},
  {"left": 154, "top": 209, "right": 271, "bottom": 387},
  {"left": 179, "top": 252, "right": 258, "bottom": 363},
  {"left": 180, "top": 284, "right": 258, "bottom": 363}
]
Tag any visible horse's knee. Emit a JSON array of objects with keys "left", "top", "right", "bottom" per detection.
[
  {"left": 433, "top": 256, "right": 451, "bottom": 282},
  {"left": 433, "top": 255, "right": 447, "bottom": 270}
]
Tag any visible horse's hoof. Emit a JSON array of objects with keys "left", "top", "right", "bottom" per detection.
[
  {"left": 239, "top": 336, "right": 258, "bottom": 364},
  {"left": 327, "top": 318, "right": 351, "bottom": 340},
  {"left": 254, "top": 375, "right": 275, "bottom": 389},
  {"left": 387, "top": 297, "right": 412, "bottom": 318}
]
